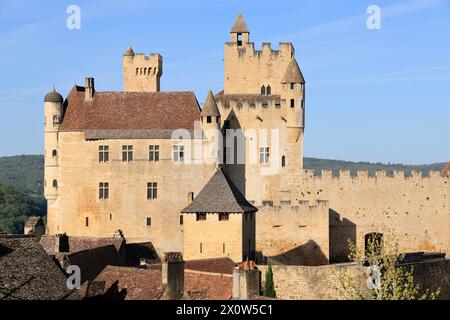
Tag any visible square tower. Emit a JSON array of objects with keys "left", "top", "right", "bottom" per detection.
[{"left": 123, "top": 46, "right": 163, "bottom": 92}]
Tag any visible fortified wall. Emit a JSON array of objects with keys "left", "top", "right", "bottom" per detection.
[
  {"left": 273, "top": 169, "right": 450, "bottom": 261},
  {"left": 255, "top": 200, "right": 329, "bottom": 266}
]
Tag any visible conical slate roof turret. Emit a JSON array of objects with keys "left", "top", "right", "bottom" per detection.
[
  {"left": 281, "top": 58, "right": 305, "bottom": 84},
  {"left": 230, "top": 13, "right": 250, "bottom": 33},
  {"left": 201, "top": 90, "right": 220, "bottom": 117}
]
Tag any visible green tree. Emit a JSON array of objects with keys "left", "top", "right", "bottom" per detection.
[
  {"left": 336, "top": 237, "right": 440, "bottom": 300},
  {"left": 263, "top": 263, "right": 276, "bottom": 298}
]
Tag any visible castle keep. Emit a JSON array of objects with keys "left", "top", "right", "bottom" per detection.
[{"left": 44, "top": 14, "right": 449, "bottom": 264}]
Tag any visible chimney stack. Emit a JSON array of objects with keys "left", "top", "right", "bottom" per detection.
[
  {"left": 54, "top": 233, "right": 69, "bottom": 253},
  {"left": 85, "top": 77, "right": 95, "bottom": 101},
  {"left": 232, "top": 260, "right": 261, "bottom": 300},
  {"left": 161, "top": 252, "right": 184, "bottom": 300}
]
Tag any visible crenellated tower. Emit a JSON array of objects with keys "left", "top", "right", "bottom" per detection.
[{"left": 123, "top": 46, "right": 163, "bottom": 92}]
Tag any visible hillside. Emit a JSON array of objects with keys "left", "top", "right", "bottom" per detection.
[
  {"left": 0, "top": 155, "right": 44, "bottom": 196},
  {"left": 0, "top": 182, "right": 46, "bottom": 234}
]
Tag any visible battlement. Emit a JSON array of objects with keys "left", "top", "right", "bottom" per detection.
[
  {"left": 256, "top": 199, "right": 329, "bottom": 210},
  {"left": 225, "top": 41, "right": 294, "bottom": 59},
  {"left": 123, "top": 50, "right": 162, "bottom": 92},
  {"left": 302, "top": 169, "right": 447, "bottom": 182}
]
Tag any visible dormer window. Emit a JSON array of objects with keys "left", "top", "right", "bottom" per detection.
[
  {"left": 290, "top": 83, "right": 295, "bottom": 90},
  {"left": 237, "top": 33, "right": 242, "bottom": 46}
]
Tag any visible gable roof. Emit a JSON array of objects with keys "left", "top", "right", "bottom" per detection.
[
  {"left": 182, "top": 168, "right": 258, "bottom": 213},
  {"left": 59, "top": 86, "right": 201, "bottom": 132},
  {"left": 230, "top": 13, "right": 250, "bottom": 33},
  {"left": 201, "top": 90, "right": 220, "bottom": 117},
  {"left": 0, "top": 235, "right": 80, "bottom": 300},
  {"left": 281, "top": 58, "right": 305, "bottom": 84}
]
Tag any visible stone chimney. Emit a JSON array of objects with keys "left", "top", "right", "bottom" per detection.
[
  {"left": 161, "top": 252, "right": 184, "bottom": 300},
  {"left": 232, "top": 260, "right": 261, "bottom": 300},
  {"left": 85, "top": 77, "right": 95, "bottom": 101},
  {"left": 54, "top": 233, "right": 69, "bottom": 253}
]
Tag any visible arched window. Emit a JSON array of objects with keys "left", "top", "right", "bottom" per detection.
[
  {"left": 144, "top": 68, "right": 147, "bottom": 75},
  {"left": 282, "top": 156, "right": 286, "bottom": 168},
  {"left": 52, "top": 149, "right": 57, "bottom": 157},
  {"left": 267, "top": 85, "right": 271, "bottom": 96},
  {"left": 261, "top": 85, "right": 266, "bottom": 96},
  {"left": 53, "top": 116, "right": 58, "bottom": 126},
  {"left": 148, "top": 67, "right": 152, "bottom": 75},
  {"left": 136, "top": 68, "right": 139, "bottom": 75},
  {"left": 52, "top": 180, "right": 58, "bottom": 188},
  {"left": 140, "top": 68, "right": 143, "bottom": 75}
]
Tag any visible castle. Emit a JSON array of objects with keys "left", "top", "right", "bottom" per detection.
[{"left": 44, "top": 14, "right": 449, "bottom": 265}]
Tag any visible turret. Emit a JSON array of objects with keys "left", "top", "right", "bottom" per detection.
[
  {"left": 201, "top": 90, "right": 221, "bottom": 165},
  {"left": 230, "top": 13, "right": 250, "bottom": 45},
  {"left": 281, "top": 58, "right": 306, "bottom": 171},
  {"left": 44, "top": 87, "right": 63, "bottom": 200}
]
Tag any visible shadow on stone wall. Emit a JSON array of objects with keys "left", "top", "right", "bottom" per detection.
[
  {"left": 257, "top": 240, "right": 329, "bottom": 266},
  {"left": 329, "top": 209, "right": 356, "bottom": 263}
]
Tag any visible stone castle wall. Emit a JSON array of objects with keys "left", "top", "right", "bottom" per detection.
[
  {"left": 259, "top": 259, "right": 450, "bottom": 300},
  {"left": 255, "top": 200, "right": 329, "bottom": 266}
]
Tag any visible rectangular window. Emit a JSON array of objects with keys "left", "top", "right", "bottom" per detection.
[
  {"left": 99, "top": 145, "right": 109, "bottom": 162},
  {"left": 147, "top": 182, "right": 158, "bottom": 200},
  {"left": 207, "top": 116, "right": 212, "bottom": 123},
  {"left": 223, "top": 243, "right": 226, "bottom": 254},
  {"left": 200, "top": 243, "right": 203, "bottom": 253},
  {"left": 149, "top": 145, "right": 160, "bottom": 162},
  {"left": 259, "top": 147, "right": 270, "bottom": 164},
  {"left": 196, "top": 213, "right": 206, "bottom": 221},
  {"left": 173, "top": 145, "right": 185, "bottom": 163},
  {"left": 290, "top": 99, "right": 295, "bottom": 108},
  {"left": 85, "top": 217, "right": 89, "bottom": 227},
  {"left": 99, "top": 182, "right": 109, "bottom": 199},
  {"left": 146, "top": 217, "right": 152, "bottom": 226},
  {"left": 122, "top": 145, "right": 133, "bottom": 162},
  {"left": 219, "top": 213, "right": 229, "bottom": 221},
  {"left": 290, "top": 83, "right": 295, "bottom": 90},
  {"left": 180, "top": 215, "right": 184, "bottom": 225}
]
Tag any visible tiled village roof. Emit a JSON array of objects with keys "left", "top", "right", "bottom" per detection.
[
  {"left": 185, "top": 257, "right": 237, "bottom": 274},
  {"left": 201, "top": 90, "right": 220, "bottom": 117},
  {"left": 39, "top": 235, "right": 125, "bottom": 256},
  {"left": 230, "top": 13, "right": 250, "bottom": 33},
  {"left": 24, "top": 216, "right": 44, "bottom": 228},
  {"left": 182, "top": 168, "right": 258, "bottom": 213},
  {"left": 281, "top": 58, "right": 305, "bottom": 84},
  {"left": 0, "top": 235, "right": 80, "bottom": 300},
  {"left": 94, "top": 265, "right": 233, "bottom": 300},
  {"left": 59, "top": 86, "right": 201, "bottom": 132}
]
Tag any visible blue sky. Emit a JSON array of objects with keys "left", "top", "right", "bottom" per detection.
[{"left": 0, "top": 0, "right": 449, "bottom": 164}]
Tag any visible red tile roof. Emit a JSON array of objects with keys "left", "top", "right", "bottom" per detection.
[
  {"left": 94, "top": 266, "right": 233, "bottom": 300},
  {"left": 185, "top": 257, "right": 237, "bottom": 274},
  {"left": 60, "top": 86, "right": 201, "bottom": 131}
]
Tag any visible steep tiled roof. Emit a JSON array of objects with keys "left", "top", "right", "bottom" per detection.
[
  {"left": 281, "top": 58, "right": 305, "bottom": 84},
  {"left": 201, "top": 90, "right": 220, "bottom": 117},
  {"left": 0, "top": 235, "right": 80, "bottom": 300},
  {"left": 59, "top": 86, "right": 201, "bottom": 132},
  {"left": 231, "top": 13, "right": 249, "bottom": 33},
  {"left": 182, "top": 168, "right": 258, "bottom": 213}
]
